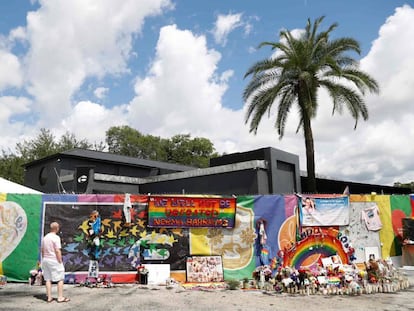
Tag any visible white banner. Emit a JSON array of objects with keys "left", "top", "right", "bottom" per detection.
[{"left": 301, "top": 196, "right": 350, "bottom": 226}]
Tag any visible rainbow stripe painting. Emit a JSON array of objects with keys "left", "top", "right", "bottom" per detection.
[
  {"left": 283, "top": 234, "right": 349, "bottom": 269},
  {"left": 261, "top": 248, "right": 269, "bottom": 256}
]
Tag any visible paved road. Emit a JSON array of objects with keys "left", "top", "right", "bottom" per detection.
[{"left": 1, "top": 280, "right": 414, "bottom": 311}]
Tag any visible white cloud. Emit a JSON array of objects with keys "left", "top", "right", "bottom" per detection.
[
  {"left": 244, "top": 15, "right": 259, "bottom": 36},
  {"left": 0, "top": 50, "right": 23, "bottom": 90},
  {"left": 247, "top": 46, "right": 256, "bottom": 54},
  {"left": 220, "top": 70, "right": 234, "bottom": 83},
  {"left": 8, "top": 26, "right": 27, "bottom": 42},
  {"left": 212, "top": 13, "right": 243, "bottom": 46},
  {"left": 128, "top": 24, "right": 300, "bottom": 158},
  {"left": 362, "top": 5, "right": 414, "bottom": 108},
  {"left": 0, "top": 96, "right": 33, "bottom": 152},
  {"left": 0, "top": 96, "right": 32, "bottom": 122},
  {"left": 59, "top": 100, "right": 128, "bottom": 145},
  {"left": 308, "top": 5, "right": 414, "bottom": 185},
  {"left": 130, "top": 24, "right": 229, "bottom": 133},
  {"left": 23, "top": 0, "right": 173, "bottom": 123},
  {"left": 94, "top": 87, "right": 109, "bottom": 99}
]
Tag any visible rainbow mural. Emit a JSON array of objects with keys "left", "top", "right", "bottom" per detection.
[
  {"left": 283, "top": 234, "right": 349, "bottom": 269},
  {"left": 1, "top": 193, "right": 412, "bottom": 283}
]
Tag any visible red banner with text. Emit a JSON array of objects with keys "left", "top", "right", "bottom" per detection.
[{"left": 148, "top": 196, "right": 236, "bottom": 228}]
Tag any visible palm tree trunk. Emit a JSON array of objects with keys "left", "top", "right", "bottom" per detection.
[{"left": 303, "top": 117, "right": 317, "bottom": 193}]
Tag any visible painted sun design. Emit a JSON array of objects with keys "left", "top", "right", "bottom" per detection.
[
  {"left": 207, "top": 228, "right": 224, "bottom": 246},
  {"left": 240, "top": 227, "right": 256, "bottom": 245}
]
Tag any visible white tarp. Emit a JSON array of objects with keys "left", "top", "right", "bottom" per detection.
[{"left": 0, "top": 177, "right": 42, "bottom": 194}]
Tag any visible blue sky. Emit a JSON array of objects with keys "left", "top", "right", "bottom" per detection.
[{"left": 0, "top": 0, "right": 413, "bottom": 186}]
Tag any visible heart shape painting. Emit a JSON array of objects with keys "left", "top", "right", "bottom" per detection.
[{"left": 0, "top": 201, "right": 28, "bottom": 263}]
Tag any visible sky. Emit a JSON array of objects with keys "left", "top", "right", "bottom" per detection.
[{"left": 0, "top": 0, "right": 413, "bottom": 187}]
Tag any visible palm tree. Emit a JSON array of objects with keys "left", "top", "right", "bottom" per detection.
[{"left": 243, "top": 16, "right": 379, "bottom": 193}]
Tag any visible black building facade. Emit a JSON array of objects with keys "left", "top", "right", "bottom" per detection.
[
  {"left": 24, "top": 149, "right": 195, "bottom": 194},
  {"left": 23, "top": 147, "right": 410, "bottom": 195}
]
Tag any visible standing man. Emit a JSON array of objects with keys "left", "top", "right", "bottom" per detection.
[{"left": 41, "top": 222, "right": 70, "bottom": 303}]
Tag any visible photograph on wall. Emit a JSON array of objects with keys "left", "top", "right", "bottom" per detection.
[
  {"left": 186, "top": 255, "right": 224, "bottom": 283},
  {"left": 301, "top": 195, "right": 350, "bottom": 226}
]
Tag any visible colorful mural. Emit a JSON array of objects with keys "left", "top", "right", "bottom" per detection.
[
  {"left": 0, "top": 193, "right": 413, "bottom": 283},
  {"left": 390, "top": 195, "right": 412, "bottom": 256},
  {"left": 190, "top": 195, "right": 298, "bottom": 280},
  {"left": 0, "top": 194, "right": 42, "bottom": 282},
  {"left": 283, "top": 233, "right": 349, "bottom": 268}
]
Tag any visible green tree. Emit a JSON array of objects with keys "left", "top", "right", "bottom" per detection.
[
  {"left": 243, "top": 16, "right": 379, "bottom": 192},
  {"left": 138, "top": 134, "right": 167, "bottom": 161},
  {"left": 106, "top": 126, "right": 166, "bottom": 159},
  {"left": 0, "top": 151, "right": 26, "bottom": 184},
  {"left": 16, "top": 128, "right": 58, "bottom": 162},
  {"left": 164, "top": 134, "right": 218, "bottom": 168},
  {"left": 394, "top": 182, "right": 414, "bottom": 191},
  {"left": 15, "top": 128, "right": 96, "bottom": 163},
  {"left": 58, "top": 132, "right": 98, "bottom": 151},
  {"left": 106, "top": 126, "right": 218, "bottom": 167},
  {"left": 106, "top": 125, "right": 141, "bottom": 156}
]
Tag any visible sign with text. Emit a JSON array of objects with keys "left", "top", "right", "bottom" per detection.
[
  {"left": 148, "top": 196, "right": 236, "bottom": 228},
  {"left": 301, "top": 195, "right": 350, "bottom": 226}
]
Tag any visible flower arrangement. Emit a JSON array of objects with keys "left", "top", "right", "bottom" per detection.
[
  {"left": 137, "top": 265, "right": 149, "bottom": 275},
  {"left": 0, "top": 275, "right": 7, "bottom": 287},
  {"left": 252, "top": 265, "right": 273, "bottom": 281},
  {"left": 29, "top": 261, "right": 43, "bottom": 286}
]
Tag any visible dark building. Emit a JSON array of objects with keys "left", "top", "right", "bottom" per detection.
[
  {"left": 23, "top": 147, "right": 410, "bottom": 195},
  {"left": 138, "top": 147, "right": 301, "bottom": 195},
  {"left": 24, "top": 149, "right": 196, "bottom": 194}
]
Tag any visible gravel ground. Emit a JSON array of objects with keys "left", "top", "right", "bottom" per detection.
[{"left": 1, "top": 278, "right": 414, "bottom": 311}]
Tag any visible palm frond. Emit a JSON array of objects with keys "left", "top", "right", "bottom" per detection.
[
  {"left": 320, "top": 79, "right": 368, "bottom": 128},
  {"left": 244, "top": 58, "right": 281, "bottom": 79},
  {"left": 276, "top": 87, "right": 296, "bottom": 137},
  {"left": 328, "top": 37, "right": 361, "bottom": 56}
]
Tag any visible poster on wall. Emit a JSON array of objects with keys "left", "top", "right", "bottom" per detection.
[
  {"left": 148, "top": 196, "right": 236, "bottom": 228},
  {"left": 186, "top": 255, "right": 224, "bottom": 283},
  {"left": 301, "top": 195, "right": 350, "bottom": 226}
]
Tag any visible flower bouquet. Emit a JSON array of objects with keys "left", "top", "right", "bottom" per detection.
[
  {"left": 252, "top": 265, "right": 273, "bottom": 281},
  {"left": 137, "top": 265, "right": 149, "bottom": 285},
  {"left": 137, "top": 265, "right": 149, "bottom": 275}
]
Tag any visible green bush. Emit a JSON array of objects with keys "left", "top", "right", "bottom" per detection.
[{"left": 226, "top": 279, "right": 240, "bottom": 290}]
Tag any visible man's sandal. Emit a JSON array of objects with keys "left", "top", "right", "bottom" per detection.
[{"left": 57, "top": 297, "right": 70, "bottom": 303}]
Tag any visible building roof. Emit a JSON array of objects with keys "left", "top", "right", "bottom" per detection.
[{"left": 24, "top": 148, "right": 196, "bottom": 172}]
